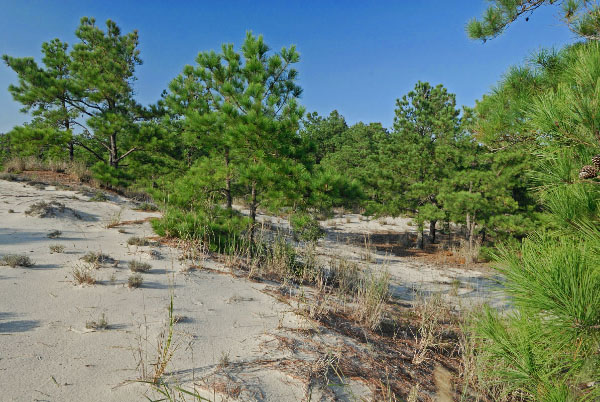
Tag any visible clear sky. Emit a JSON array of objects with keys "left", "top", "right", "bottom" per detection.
[{"left": 0, "top": 0, "right": 575, "bottom": 133}]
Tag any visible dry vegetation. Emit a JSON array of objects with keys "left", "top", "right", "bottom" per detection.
[{"left": 0, "top": 254, "right": 34, "bottom": 267}]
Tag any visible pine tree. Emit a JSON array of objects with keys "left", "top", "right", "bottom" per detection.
[
  {"left": 3, "top": 38, "right": 78, "bottom": 160},
  {"left": 3, "top": 17, "right": 147, "bottom": 175},
  {"left": 169, "top": 32, "right": 304, "bottom": 240},
  {"left": 389, "top": 81, "right": 461, "bottom": 248},
  {"left": 70, "top": 17, "right": 144, "bottom": 169}
]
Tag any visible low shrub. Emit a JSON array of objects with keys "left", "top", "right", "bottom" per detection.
[
  {"left": 88, "top": 191, "right": 109, "bottom": 202},
  {"left": 151, "top": 207, "right": 250, "bottom": 253},
  {"left": 0, "top": 254, "right": 34, "bottom": 267},
  {"left": 128, "top": 274, "right": 143, "bottom": 288},
  {"left": 290, "top": 212, "right": 325, "bottom": 243},
  {"left": 129, "top": 260, "right": 152, "bottom": 272}
]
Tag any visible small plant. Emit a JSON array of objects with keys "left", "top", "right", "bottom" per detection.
[
  {"left": 7, "top": 209, "right": 15, "bottom": 213},
  {"left": 88, "top": 191, "right": 109, "bottom": 202},
  {"left": 47, "top": 230, "right": 62, "bottom": 238},
  {"left": 105, "top": 208, "right": 123, "bottom": 228},
  {"left": 218, "top": 351, "right": 230, "bottom": 368},
  {"left": 49, "top": 244, "right": 65, "bottom": 253},
  {"left": 81, "top": 252, "right": 114, "bottom": 265},
  {"left": 128, "top": 273, "right": 143, "bottom": 288},
  {"left": 72, "top": 266, "right": 96, "bottom": 285},
  {"left": 118, "top": 228, "right": 127, "bottom": 234},
  {"left": 0, "top": 254, "right": 34, "bottom": 267},
  {"left": 86, "top": 313, "right": 109, "bottom": 330},
  {"left": 290, "top": 212, "right": 325, "bottom": 243},
  {"left": 134, "top": 202, "right": 158, "bottom": 211},
  {"left": 128, "top": 236, "right": 151, "bottom": 246},
  {"left": 129, "top": 260, "right": 152, "bottom": 273}
]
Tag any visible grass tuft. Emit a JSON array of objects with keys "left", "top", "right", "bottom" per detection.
[
  {"left": 128, "top": 236, "right": 151, "bottom": 246},
  {"left": 81, "top": 252, "right": 114, "bottom": 266},
  {"left": 86, "top": 313, "right": 109, "bottom": 330},
  {"left": 72, "top": 265, "right": 96, "bottom": 285}
]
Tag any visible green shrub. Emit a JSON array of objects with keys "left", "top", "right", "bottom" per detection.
[
  {"left": 290, "top": 212, "right": 325, "bottom": 243},
  {"left": 151, "top": 207, "right": 250, "bottom": 253}
]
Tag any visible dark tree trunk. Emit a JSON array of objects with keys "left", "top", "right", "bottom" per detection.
[
  {"left": 417, "top": 226, "right": 424, "bottom": 249},
  {"left": 249, "top": 181, "right": 257, "bottom": 244},
  {"left": 69, "top": 141, "right": 74, "bottom": 161},
  {"left": 429, "top": 220, "right": 437, "bottom": 244},
  {"left": 225, "top": 149, "right": 232, "bottom": 211}
]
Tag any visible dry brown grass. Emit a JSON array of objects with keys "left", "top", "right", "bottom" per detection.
[{"left": 72, "top": 265, "right": 96, "bottom": 285}]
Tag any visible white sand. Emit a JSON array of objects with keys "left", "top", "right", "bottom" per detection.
[{"left": 0, "top": 179, "right": 503, "bottom": 401}]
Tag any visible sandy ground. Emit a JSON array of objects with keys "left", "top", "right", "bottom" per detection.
[{"left": 0, "top": 178, "right": 503, "bottom": 401}]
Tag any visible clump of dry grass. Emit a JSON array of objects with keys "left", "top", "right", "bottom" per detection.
[
  {"left": 81, "top": 252, "right": 114, "bottom": 266},
  {"left": 128, "top": 236, "right": 151, "bottom": 246},
  {"left": 412, "top": 294, "right": 451, "bottom": 365},
  {"left": 72, "top": 265, "right": 96, "bottom": 285},
  {"left": 0, "top": 254, "right": 34, "bottom": 267},
  {"left": 128, "top": 273, "right": 143, "bottom": 288},
  {"left": 451, "top": 238, "right": 481, "bottom": 265},
  {"left": 49, "top": 244, "right": 65, "bottom": 253},
  {"left": 47, "top": 230, "right": 62, "bottom": 238},
  {"left": 67, "top": 160, "right": 92, "bottom": 182},
  {"left": 86, "top": 313, "right": 109, "bottom": 330},
  {"left": 354, "top": 270, "right": 390, "bottom": 330},
  {"left": 129, "top": 260, "right": 152, "bottom": 272},
  {"left": 25, "top": 201, "right": 65, "bottom": 217}
]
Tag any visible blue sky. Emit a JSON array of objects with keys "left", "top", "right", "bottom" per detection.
[{"left": 0, "top": 0, "right": 575, "bottom": 133}]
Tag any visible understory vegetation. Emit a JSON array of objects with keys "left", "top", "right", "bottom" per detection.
[{"left": 2, "top": 1, "right": 600, "bottom": 399}]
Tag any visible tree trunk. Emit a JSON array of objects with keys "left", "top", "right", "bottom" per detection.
[
  {"left": 69, "top": 141, "right": 74, "bottom": 161},
  {"left": 417, "top": 225, "right": 424, "bottom": 249},
  {"left": 109, "top": 133, "right": 118, "bottom": 168},
  {"left": 429, "top": 220, "right": 437, "bottom": 244},
  {"left": 249, "top": 181, "right": 257, "bottom": 244},
  {"left": 225, "top": 149, "right": 232, "bottom": 211}
]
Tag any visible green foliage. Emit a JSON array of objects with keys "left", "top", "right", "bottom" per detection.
[
  {"left": 289, "top": 212, "right": 325, "bottom": 243},
  {"left": 470, "top": 41, "right": 600, "bottom": 401},
  {"left": 151, "top": 207, "right": 250, "bottom": 253},
  {"left": 467, "top": 0, "right": 600, "bottom": 41}
]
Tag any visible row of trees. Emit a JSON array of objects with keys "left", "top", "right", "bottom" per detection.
[{"left": 2, "top": 17, "right": 535, "bottom": 250}]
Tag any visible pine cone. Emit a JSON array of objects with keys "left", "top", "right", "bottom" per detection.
[
  {"left": 579, "top": 165, "right": 598, "bottom": 179},
  {"left": 592, "top": 155, "right": 600, "bottom": 169}
]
